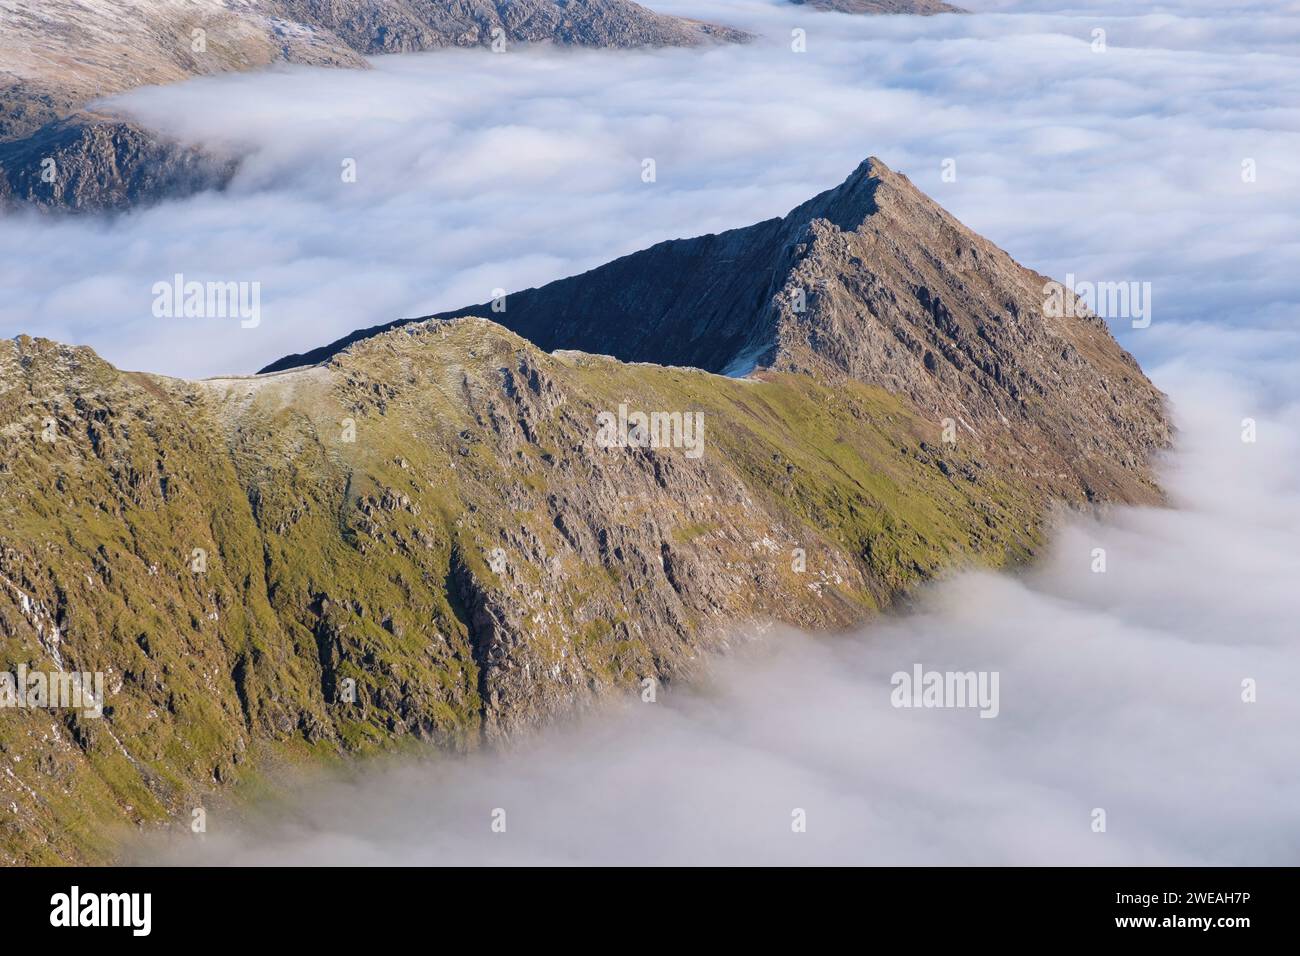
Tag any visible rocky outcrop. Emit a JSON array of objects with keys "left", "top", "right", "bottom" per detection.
[
  {"left": 0, "top": 114, "right": 237, "bottom": 211},
  {"left": 267, "top": 158, "right": 1170, "bottom": 507},
  {"left": 0, "top": 79, "right": 80, "bottom": 142}
]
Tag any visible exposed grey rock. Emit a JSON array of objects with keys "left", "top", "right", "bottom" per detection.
[
  {"left": 0, "top": 79, "right": 80, "bottom": 141},
  {"left": 0, "top": 113, "right": 237, "bottom": 212}
]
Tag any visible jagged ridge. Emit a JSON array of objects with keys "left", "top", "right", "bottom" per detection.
[{"left": 2, "top": 317, "right": 1055, "bottom": 861}]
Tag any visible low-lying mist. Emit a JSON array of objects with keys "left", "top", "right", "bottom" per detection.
[{"left": 145, "top": 368, "right": 1300, "bottom": 865}]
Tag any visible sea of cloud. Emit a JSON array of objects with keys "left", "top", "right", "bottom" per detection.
[
  {"left": 5, "top": 0, "right": 1296, "bottom": 863},
  {"left": 2, "top": 0, "right": 1297, "bottom": 382}
]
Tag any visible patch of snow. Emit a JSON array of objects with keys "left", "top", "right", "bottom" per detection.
[{"left": 721, "top": 339, "right": 773, "bottom": 379}]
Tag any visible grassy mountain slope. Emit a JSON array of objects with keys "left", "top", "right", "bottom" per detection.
[{"left": 1, "top": 317, "right": 1050, "bottom": 862}]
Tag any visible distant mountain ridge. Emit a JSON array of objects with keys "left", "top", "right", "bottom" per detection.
[
  {"left": 269, "top": 0, "right": 750, "bottom": 53},
  {"left": 0, "top": 0, "right": 749, "bottom": 211},
  {"left": 791, "top": 0, "right": 965, "bottom": 14}
]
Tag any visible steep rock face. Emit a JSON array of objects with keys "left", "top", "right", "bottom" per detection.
[
  {"left": 1, "top": 318, "right": 1052, "bottom": 861},
  {"left": 267, "top": 159, "right": 1171, "bottom": 506},
  {"left": 765, "top": 160, "right": 1171, "bottom": 506},
  {"left": 0, "top": 0, "right": 747, "bottom": 211}
]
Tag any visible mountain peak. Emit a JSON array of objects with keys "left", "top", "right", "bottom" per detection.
[
  {"left": 260, "top": 156, "right": 903, "bottom": 377},
  {"left": 786, "top": 155, "right": 893, "bottom": 232},
  {"left": 262, "top": 159, "right": 1168, "bottom": 504}
]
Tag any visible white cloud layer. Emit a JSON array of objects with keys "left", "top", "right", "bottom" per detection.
[
  {"left": 3, "top": 0, "right": 1297, "bottom": 382},
  {"left": 6, "top": 0, "right": 1297, "bottom": 863}
]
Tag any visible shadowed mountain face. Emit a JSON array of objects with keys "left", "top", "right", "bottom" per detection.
[
  {"left": 0, "top": 0, "right": 748, "bottom": 211},
  {"left": 267, "top": 158, "right": 1170, "bottom": 506}
]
